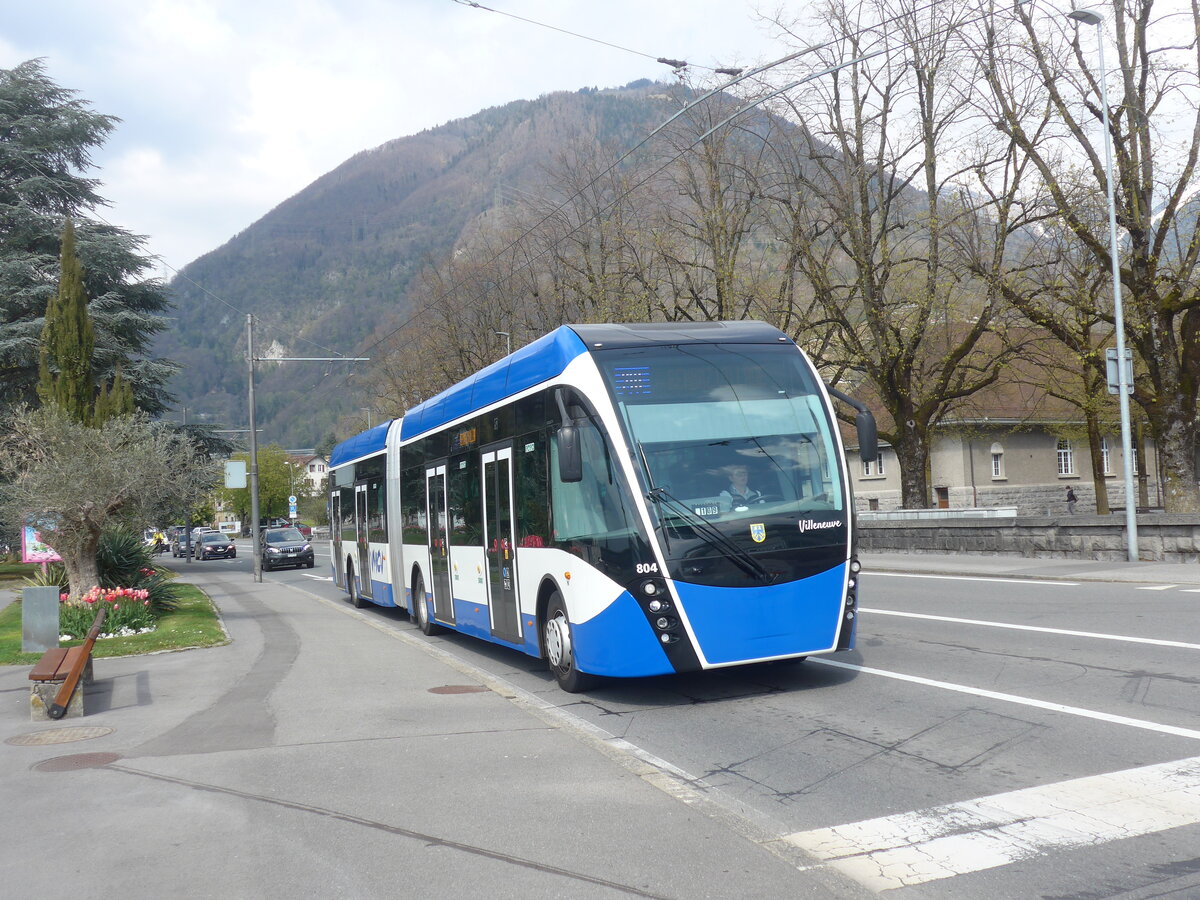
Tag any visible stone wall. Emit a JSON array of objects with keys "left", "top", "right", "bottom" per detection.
[
  {"left": 857, "top": 515, "right": 1200, "bottom": 562},
  {"left": 855, "top": 480, "right": 1158, "bottom": 517}
]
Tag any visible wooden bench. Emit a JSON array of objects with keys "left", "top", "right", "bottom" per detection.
[{"left": 29, "top": 608, "right": 107, "bottom": 721}]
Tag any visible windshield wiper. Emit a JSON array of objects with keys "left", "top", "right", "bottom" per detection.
[{"left": 646, "top": 487, "right": 775, "bottom": 584}]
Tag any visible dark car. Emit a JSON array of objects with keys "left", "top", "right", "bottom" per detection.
[
  {"left": 194, "top": 532, "right": 237, "bottom": 560},
  {"left": 260, "top": 527, "right": 315, "bottom": 571}
]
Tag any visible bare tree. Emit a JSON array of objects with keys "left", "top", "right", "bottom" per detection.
[
  {"left": 979, "top": 0, "right": 1200, "bottom": 511},
  {"left": 759, "top": 0, "right": 1028, "bottom": 507}
]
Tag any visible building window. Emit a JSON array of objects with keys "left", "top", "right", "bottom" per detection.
[
  {"left": 990, "top": 442, "right": 1004, "bottom": 479},
  {"left": 862, "top": 455, "right": 885, "bottom": 478},
  {"left": 1100, "top": 437, "right": 1111, "bottom": 475},
  {"left": 1057, "top": 439, "right": 1075, "bottom": 476}
]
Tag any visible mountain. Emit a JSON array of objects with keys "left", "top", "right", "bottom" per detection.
[{"left": 157, "top": 80, "right": 682, "bottom": 448}]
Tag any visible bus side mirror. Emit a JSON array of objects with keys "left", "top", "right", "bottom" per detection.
[
  {"left": 856, "top": 410, "right": 878, "bottom": 463},
  {"left": 558, "top": 426, "right": 583, "bottom": 483}
]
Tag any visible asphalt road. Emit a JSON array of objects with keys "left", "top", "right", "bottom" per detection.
[{"left": 186, "top": 542, "right": 1200, "bottom": 898}]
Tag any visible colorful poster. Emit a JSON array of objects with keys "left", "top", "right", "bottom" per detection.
[{"left": 22, "top": 523, "right": 61, "bottom": 563}]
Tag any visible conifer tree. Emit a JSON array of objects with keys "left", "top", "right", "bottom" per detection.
[{"left": 38, "top": 218, "right": 95, "bottom": 424}]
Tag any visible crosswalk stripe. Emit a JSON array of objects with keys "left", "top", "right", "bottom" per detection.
[{"left": 785, "top": 755, "right": 1200, "bottom": 891}]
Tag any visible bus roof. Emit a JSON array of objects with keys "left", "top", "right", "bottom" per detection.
[
  {"left": 397, "top": 321, "right": 792, "bottom": 443},
  {"left": 329, "top": 419, "right": 393, "bottom": 468},
  {"left": 399, "top": 326, "right": 588, "bottom": 441}
]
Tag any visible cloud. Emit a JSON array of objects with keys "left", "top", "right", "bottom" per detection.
[{"left": 2, "top": 0, "right": 785, "bottom": 269}]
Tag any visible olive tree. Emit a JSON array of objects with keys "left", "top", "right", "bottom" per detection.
[{"left": 0, "top": 406, "right": 217, "bottom": 596}]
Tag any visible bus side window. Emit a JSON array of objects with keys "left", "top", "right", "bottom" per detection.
[{"left": 400, "top": 465, "right": 427, "bottom": 543}]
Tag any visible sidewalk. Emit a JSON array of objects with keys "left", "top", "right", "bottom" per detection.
[
  {"left": 0, "top": 569, "right": 842, "bottom": 899},
  {"left": 861, "top": 550, "right": 1200, "bottom": 585}
]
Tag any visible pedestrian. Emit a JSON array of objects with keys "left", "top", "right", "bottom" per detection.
[{"left": 1066, "top": 486, "right": 1078, "bottom": 515}]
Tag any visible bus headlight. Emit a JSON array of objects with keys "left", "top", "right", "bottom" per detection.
[
  {"left": 643, "top": 581, "right": 658, "bottom": 596},
  {"left": 849, "top": 558, "right": 862, "bottom": 574}
]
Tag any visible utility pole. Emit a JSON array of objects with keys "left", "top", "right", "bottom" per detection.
[
  {"left": 247, "top": 315, "right": 262, "bottom": 582},
  {"left": 244, "top": 323, "right": 368, "bottom": 583}
]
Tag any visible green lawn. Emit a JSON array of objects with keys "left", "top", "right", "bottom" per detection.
[
  {"left": 0, "top": 561, "right": 40, "bottom": 590},
  {"left": 0, "top": 582, "right": 228, "bottom": 666}
]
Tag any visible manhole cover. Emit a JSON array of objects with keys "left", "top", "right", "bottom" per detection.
[
  {"left": 6, "top": 726, "right": 115, "bottom": 746},
  {"left": 33, "top": 753, "right": 122, "bottom": 772},
  {"left": 428, "top": 685, "right": 488, "bottom": 694}
]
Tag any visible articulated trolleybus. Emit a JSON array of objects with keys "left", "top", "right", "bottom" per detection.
[{"left": 329, "top": 321, "right": 877, "bottom": 692}]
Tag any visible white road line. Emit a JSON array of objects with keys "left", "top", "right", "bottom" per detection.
[
  {"left": 785, "top": 755, "right": 1200, "bottom": 891},
  {"left": 1138, "top": 584, "right": 1178, "bottom": 591},
  {"left": 301, "top": 574, "right": 333, "bottom": 581},
  {"left": 860, "top": 607, "right": 1200, "bottom": 651},
  {"left": 808, "top": 658, "right": 1200, "bottom": 741},
  {"left": 869, "top": 571, "right": 1080, "bottom": 587}
]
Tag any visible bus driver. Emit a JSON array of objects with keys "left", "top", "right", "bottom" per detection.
[{"left": 720, "top": 465, "right": 763, "bottom": 508}]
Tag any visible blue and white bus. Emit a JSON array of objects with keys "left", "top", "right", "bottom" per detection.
[{"left": 328, "top": 321, "right": 877, "bottom": 691}]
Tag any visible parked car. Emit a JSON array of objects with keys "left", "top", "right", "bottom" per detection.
[
  {"left": 260, "top": 526, "right": 315, "bottom": 571},
  {"left": 294, "top": 522, "right": 313, "bottom": 538},
  {"left": 193, "top": 532, "right": 237, "bottom": 560}
]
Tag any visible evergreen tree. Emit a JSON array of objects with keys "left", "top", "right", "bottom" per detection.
[
  {"left": 38, "top": 219, "right": 95, "bottom": 424},
  {"left": 0, "top": 60, "right": 176, "bottom": 416}
]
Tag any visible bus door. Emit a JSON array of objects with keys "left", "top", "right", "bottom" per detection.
[
  {"left": 330, "top": 491, "right": 342, "bottom": 585},
  {"left": 425, "top": 464, "right": 455, "bottom": 624},
  {"left": 354, "top": 483, "right": 373, "bottom": 600},
  {"left": 482, "top": 445, "right": 521, "bottom": 643}
]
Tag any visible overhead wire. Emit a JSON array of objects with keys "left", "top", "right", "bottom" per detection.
[{"left": 312, "top": 0, "right": 1010, "bottom": 409}]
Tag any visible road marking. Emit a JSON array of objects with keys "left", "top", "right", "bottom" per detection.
[
  {"left": 860, "top": 608, "right": 1200, "bottom": 651},
  {"left": 785, "top": 755, "right": 1200, "bottom": 891},
  {"left": 869, "top": 572, "right": 1080, "bottom": 587},
  {"left": 1137, "top": 584, "right": 1178, "bottom": 591},
  {"left": 302, "top": 574, "right": 333, "bottom": 581},
  {"left": 808, "top": 658, "right": 1200, "bottom": 741}
]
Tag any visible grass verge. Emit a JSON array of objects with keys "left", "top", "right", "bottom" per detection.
[
  {"left": 0, "top": 561, "right": 40, "bottom": 591},
  {"left": 0, "top": 582, "right": 227, "bottom": 666}
]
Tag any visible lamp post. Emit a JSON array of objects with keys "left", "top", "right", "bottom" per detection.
[
  {"left": 1067, "top": 7, "right": 1138, "bottom": 562},
  {"left": 495, "top": 331, "right": 512, "bottom": 357}
]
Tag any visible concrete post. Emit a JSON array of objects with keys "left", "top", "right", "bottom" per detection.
[{"left": 21, "top": 586, "right": 60, "bottom": 652}]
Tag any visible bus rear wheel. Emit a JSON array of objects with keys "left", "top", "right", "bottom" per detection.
[
  {"left": 413, "top": 573, "right": 440, "bottom": 636},
  {"left": 347, "top": 560, "right": 366, "bottom": 609},
  {"left": 544, "top": 592, "right": 597, "bottom": 693}
]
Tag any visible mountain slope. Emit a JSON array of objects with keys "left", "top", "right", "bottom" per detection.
[{"left": 158, "top": 81, "right": 680, "bottom": 447}]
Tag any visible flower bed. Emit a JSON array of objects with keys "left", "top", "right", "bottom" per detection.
[{"left": 59, "top": 586, "right": 156, "bottom": 639}]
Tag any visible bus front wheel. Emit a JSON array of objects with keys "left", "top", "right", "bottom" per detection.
[{"left": 544, "top": 592, "right": 597, "bottom": 693}]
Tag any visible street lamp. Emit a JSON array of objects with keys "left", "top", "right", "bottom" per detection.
[
  {"left": 1066, "top": 8, "right": 1139, "bottom": 562},
  {"left": 495, "top": 331, "right": 512, "bottom": 357}
]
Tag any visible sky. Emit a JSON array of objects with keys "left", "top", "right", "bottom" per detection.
[{"left": 1, "top": 1, "right": 794, "bottom": 274}]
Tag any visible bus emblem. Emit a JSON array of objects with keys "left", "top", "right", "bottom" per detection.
[{"left": 750, "top": 523, "right": 766, "bottom": 543}]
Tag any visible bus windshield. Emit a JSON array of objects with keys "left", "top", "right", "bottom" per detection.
[{"left": 597, "top": 342, "right": 846, "bottom": 586}]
